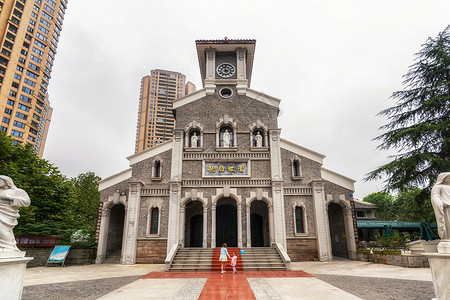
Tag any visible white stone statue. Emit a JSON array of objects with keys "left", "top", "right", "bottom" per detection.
[
  {"left": 223, "top": 129, "right": 230, "bottom": 147},
  {"left": 255, "top": 132, "right": 263, "bottom": 147},
  {"left": 0, "top": 176, "right": 30, "bottom": 252},
  {"left": 431, "top": 172, "right": 450, "bottom": 240},
  {"left": 191, "top": 132, "right": 198, "bottom": 148}
]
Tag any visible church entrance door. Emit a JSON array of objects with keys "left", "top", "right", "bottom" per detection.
[
  {"left": 106, "top": 204, "right": 125, "bottom": 258},
  {"left": 216, "top": 197, "right": 237, "bottom": 247},
  {"left": 328, "top": 203, "right": 348, "bottom": 258},
  {"left": 190, "top": 214, "right": 203, "bottom": 247},
  {"left": 185, "top": 200, "right": 204, "bottom": 247},
  {"left": 251, "top": 213, "right": 264, "bottom": 247},
  {"left": 250, "top": 200, "right": 269, "bottom": 247}
]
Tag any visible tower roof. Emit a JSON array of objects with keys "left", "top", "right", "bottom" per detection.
[{"left": 196, "top": 39, "right": 256, "bottom": 86}]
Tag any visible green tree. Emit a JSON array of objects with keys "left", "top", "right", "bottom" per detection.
[
  {"left": 363, "top": 192, "right": 395, "bottom": 220},
  {"left": 68, "top": 172, "right": 101, "bottom": 229},
  {"left": 364, "top": 188, "right": 435, "bottom": 222},
  {"left": 0, "top": 132, "right": 72, "bottom": 235},
  {"left": 365, "top": 26, "right": 450, "bottom": 192},
  {"left": 393, "top": 187, "right": 434, "bottom": 222}
]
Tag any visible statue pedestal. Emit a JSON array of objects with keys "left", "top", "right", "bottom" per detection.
[
  {"left": 409, "top": 240, "right": 440, "bottom": 254},
  {"left": 424, "top": 241, "right": 450, "bottom": 300},
  {"left": 0, "top": 251, "right": 33, "bottom": 300}
]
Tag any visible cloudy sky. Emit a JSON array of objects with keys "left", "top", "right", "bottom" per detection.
[{"left": 43, "top": 0, "right": 449, "bottom": 199}]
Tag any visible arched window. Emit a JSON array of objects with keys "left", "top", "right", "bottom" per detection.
[
  {"left": 152, "top": 159, "right": 162, "bottom": 179},
  {"left": 146, "top": 206, "right": 161, "bottom": 236},
  {"left": 295, "top": 206, "right": 304, "bottom": 234},
  {"left": 291, "top": 157, "right": 302, "bottom": 179},
  {"left": 150, "top": 207, "right": 159, "bottom": 234},
  {"left": 293, "top": 160, "right": 300, "bottom": 176},
  {"left": 249, "top": 121, "right": 268, "bottom": 150},
  {"left": 219, "top": 126, "right": 234, "bottom": 147},
  {"left": 184, "top": 121, "right": 204, "bottom": 150}
]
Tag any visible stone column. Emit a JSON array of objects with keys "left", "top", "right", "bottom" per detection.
[
  {"left": 269, "top": 204, "right": 275, "bottom": 245},
  {"left": 237, "top": 202, "right": 243, "bottom": 247},
  {"left": 167, "top": 129, "right": 184, "bottom": 253},
  {"left": 179, "top": 206, "right": 185, "bottom": 247},
  {"left": 236, "top": 48, "right": 248, "bottom": 95},
  {"left": 269, "top": 129, "right": 287, "bottom": 250},
  {"left": 311, "top": 181, "right": 332, "bottom": 261},
  {"left": 203, "top": 206, "right": 208, "bottom": 248},
  {"left": 246, "top": 205, "right": 251, "bottom": 247},
  {"left": 343, "top": 205, "right": 357, "bottom": 260},
  {"left": 211, "top": 203, "right": 216, "bottom": 248},
  {"left": 122, "top": 181, "right": 142, "bottom": 264},
  {"left": 204, "top": 48, "right": 216, "bottom": 95},
  {"left": 95, "top": 207, "right": 110, "bottom": 264}
]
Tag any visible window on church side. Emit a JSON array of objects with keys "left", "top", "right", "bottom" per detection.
[
  {"left": 154, "top": 160, "right": 161, "bottom": 178},
  {"left": 295, "top": 206, "right": 304, "bottom": 234},
  {"left": 292, "top": 159, "right": 302, "bottom": 178},
  {"left": 150, "top": 207, "right": 159, "bottom": 234}
]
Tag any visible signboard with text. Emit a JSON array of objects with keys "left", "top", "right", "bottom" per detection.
[
  {"left": 204, "top": 162, "right": 249, "bottom": 177},
  {"left": 15, "top": 235, "right": 61, "bottom": 248}
]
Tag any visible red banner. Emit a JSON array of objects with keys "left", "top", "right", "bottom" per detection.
[{"left": 15, "top": 234, "right": 61, "bottom": 248}]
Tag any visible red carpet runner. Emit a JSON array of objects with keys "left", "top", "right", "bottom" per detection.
[
  {"left": 211, "top": 247, "right": 243, "bottom": 272},
  {"left": 141, "top": 271, "right": 314, "bottom": 299}
]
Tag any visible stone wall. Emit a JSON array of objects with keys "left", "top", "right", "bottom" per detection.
[
  {"left": 286, "top": 238, "right": 318, "bottom": 261},
  {"left": 175, "top": 93, "right": 279, "bottom": 150},
  {"left": 280, "top": 148, "right": 322, "bottom": 185},
  {"left": 356, "top": 252, "right": 429, "bottom": 268},
  {"left": 22, "top": 248, "right": 96, "bottom": 268},
  {"left": 136, "top": 239, "right": 167, "bottom": 263},
  {"left": 284, "top": 195, "right": 316, "bottom": 237}
]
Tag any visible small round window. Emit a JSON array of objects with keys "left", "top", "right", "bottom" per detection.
[{"left": 219, "top": 87, "right": 233, "bottom": 99}]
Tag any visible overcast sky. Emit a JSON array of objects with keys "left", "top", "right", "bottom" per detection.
[{"left": 43, "top": 0, "right": 450, "bottom": 199}]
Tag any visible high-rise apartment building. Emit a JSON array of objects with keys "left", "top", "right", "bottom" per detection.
[
  {"left": 0, "top": 0, "right": 67, "bottom": 157},
  {"left": 135, "top": 69, "right": 195, "bottom": 153}
]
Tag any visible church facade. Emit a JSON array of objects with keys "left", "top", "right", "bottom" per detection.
[{"left": 95, "top": 39, "right": 358, "bottom": 265}]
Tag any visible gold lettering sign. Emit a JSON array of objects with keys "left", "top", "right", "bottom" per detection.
[{"left": 205, "top": 162, "right": 248, "bottom": 176}]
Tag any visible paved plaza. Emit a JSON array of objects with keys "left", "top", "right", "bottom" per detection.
[{"left": 22, "top": 258, "right": 435, "bottom": 299}]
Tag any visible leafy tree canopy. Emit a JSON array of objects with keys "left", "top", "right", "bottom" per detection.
[
  {"left": 365, "top": 25, "right": 450, "bottom": 193},
  {"left": 364, "top": 188, "right": 435, "bottom": 222},
  {"left": 0, "top": 131, "right": 101, "bottom": 245},
  {"left": 363, "top": 192, "right": 395, "bottom": 220}
]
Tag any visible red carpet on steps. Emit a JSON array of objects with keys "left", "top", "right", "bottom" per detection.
[{"left": 211, "top": 247, "right": 243, "bottom": 272}]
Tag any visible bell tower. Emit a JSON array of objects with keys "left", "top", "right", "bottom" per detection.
[{"left": 195, "top": 38, "right": 256, "bottom": 96}]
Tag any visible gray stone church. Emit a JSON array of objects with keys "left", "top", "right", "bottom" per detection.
[{"left": 95, "top": 39, "right": 357, "bottom": 265}]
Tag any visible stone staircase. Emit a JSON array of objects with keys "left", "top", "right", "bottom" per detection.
[
  {"left": 104, "top": 250, "right": 121, "bottom": 264},
  {"left": 168, "top": 247, "right": 286, "bottom": 272},
  {"left": 169, "top": 248, "right": 214, "bottom": 271},
  {"left": 240, "top": 247, "right": 286, "bottom": 271}
]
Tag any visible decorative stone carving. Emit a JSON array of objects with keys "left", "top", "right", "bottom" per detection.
[
  {"left": 0, "top": 176, "right": 30, "bottom": 252},
  {"left": 255, "top": 132, "right": 262, "bottom": 147},
  {"left": 425, "top": 172, "right": 450, "bottom": 300},
  {"left": 191, "top": 132, "right": 198, "bottom": 148},
  {"left": 223, "top": 129, "right": 231, "bottom": 147}
]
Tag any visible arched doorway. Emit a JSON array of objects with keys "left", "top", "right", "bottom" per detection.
[
  {"left": 185, "top": 200, "right": 203, "bottom": 247},
  {"left": 106, "top": 204, "right": 125, "bottom": 258},
  {"left": 216, "top": 197, "right": 237, "bottom": 247},
  {"left": 328, "top": 203, "right": 348, "bottom": 258},
  {"left": 250, "top": 200, "right": 269, "bottom": 247}
]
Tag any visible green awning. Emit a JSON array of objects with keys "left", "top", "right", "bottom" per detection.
[{"left": 357, "top": 220, "right": 437, "bottom": 229}]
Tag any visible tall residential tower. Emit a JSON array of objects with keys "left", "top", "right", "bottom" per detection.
[
  {"left": 0, "top": 0, "right": 67, "bottom": 157},
  {"left": 135, "top": 69, "right": 195, "bottom": 153}
]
